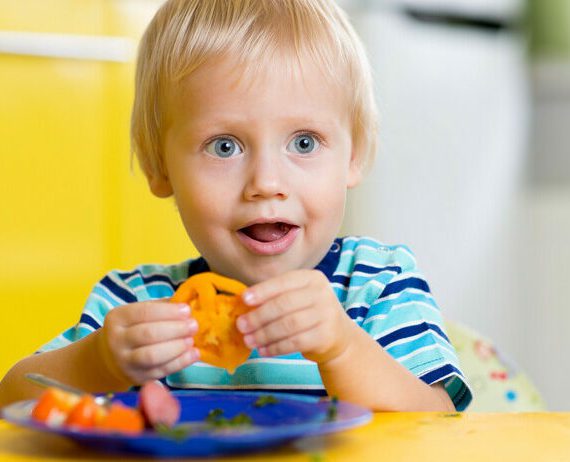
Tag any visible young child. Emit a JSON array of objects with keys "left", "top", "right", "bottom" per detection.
[{"left": 0, "top": 0, "right": 471, "bottom": 411}]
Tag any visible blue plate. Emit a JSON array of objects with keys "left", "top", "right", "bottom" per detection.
[{"left": 2, "top": 391, "right": 371, "bottom": 457}]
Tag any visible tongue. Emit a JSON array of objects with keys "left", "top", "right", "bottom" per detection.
[{"left": 243, "top": 223, "right": 291, "bottom": 242}]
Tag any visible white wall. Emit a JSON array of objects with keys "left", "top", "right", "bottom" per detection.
[
  {"left": 340, "top": 5, "right": 570, "bottom": 410},
  {"left": 519, "top": 63, "right": 570, "bottom": 410},
  {"left": 342, "top": 5, "right": 528, "bottom": 352},
  {"left": 520, "top": 186, "right": 570, "bottom": 410}
]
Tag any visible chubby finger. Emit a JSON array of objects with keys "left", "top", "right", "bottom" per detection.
[
  {"left": 126, "top": 319, "right": 198, "bottom": 348},
  {"left": 237, "top": 287, "right": 313, "bottom": 334},
  {"left": 243, "top": 309, "right": 319, "bottom": 349},
  {"left": 257, "top": 330, "right": 318, "bottom": 357},
  {"left": 129, "top": 338, "right": 196, "bottom": 369},
  {"left": 149, "top": 348, "right": 201, "bottom": 379},
  {"left": 122, "top": 302, "right": 191, "bottom": 326},
  {"left": 241, "top": 269, "right": 314, "bottom": 306}
]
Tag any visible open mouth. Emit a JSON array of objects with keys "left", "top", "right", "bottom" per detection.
[
  {"left": 238, "top": 222, "right": 297, "bottom": 243},
  {"left": 237, "top": 221, "right": 300, "bottom": 256}
]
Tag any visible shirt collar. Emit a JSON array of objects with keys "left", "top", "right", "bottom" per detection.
[{"left": 314, "top": 238, "right": 342, "bottom": 282}]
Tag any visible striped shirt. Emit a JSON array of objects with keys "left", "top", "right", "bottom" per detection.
[{"left": 39, "top": 236, "right": 472, "bottom": 411}]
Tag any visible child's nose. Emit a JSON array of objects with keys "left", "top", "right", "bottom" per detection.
[{"left": 243, "top": 153, "right": 289, "bottom": 201}]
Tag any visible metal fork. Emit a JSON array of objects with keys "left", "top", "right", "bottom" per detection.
[{"left": 25, "top": 373, "right": 113, "bottom": 406}]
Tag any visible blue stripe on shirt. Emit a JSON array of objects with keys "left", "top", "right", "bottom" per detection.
[
  {"left": 100, "top": 275, "right": 137, "bottom": 303},
  {"left": 378, "top": 322, "right": 450, "bottom": 347},
  {"left": 380, "top": 277, "right": 431, "bottom": 298},
  {"left": 420, "top": 363, "right": 462, "bottom": 385},
  {"left": 331, "top": 265, "right": 402, "bottom": 287},
  {"left": 79, "top": 313, "right": 102, "bottom": 330},
  {"left": 354, "top": 263, "right": 402, "bottom": 275},
  {"left": 346, "top": 305, "right": 370, "bottom": 319}
]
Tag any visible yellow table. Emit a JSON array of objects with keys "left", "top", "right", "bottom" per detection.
[{"left": 1, "top": 413, "right": 569, "bottom": 461}]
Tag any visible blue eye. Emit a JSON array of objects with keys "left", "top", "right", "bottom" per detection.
[
  {"left": 287, "top": 134, "right": 319, "bottom": 154},
  {"left": 205, "top": 137, "right": 242, "bottom": 158}
]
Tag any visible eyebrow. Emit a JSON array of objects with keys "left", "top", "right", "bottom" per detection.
[{"left": 190, "top": 115, "right": 343, "bottom": 133}]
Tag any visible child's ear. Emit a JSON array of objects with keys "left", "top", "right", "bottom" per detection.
[
  {"left": 347, "top": 155, "right": 363, "bottom": 189},
  {"left": 148, "top": 173, "right": 174, "bottom": 198}
]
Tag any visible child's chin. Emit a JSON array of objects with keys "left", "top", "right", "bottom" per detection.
[{"left": 238, "top": 260, "right": 296, "bottom": 285}]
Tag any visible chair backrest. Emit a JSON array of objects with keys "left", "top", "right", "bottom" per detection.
[{"left": 445, "top": 320, "right": 546, "bottom": 412}]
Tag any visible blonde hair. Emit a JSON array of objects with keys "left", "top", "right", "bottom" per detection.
[{"left": 131, "top": 0, "right": 377, "bottom": 179}]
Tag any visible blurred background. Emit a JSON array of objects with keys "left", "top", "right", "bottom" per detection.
[{"left": 0, "top": 0, "right": 568, "bottom": 410}]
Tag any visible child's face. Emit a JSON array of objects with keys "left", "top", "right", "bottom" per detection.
[{"left": 151, "top": 54, "right": 361, "bottom": 285}]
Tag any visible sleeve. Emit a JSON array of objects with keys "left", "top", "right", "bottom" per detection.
[
  {"left": 360, "top": 246, "right": 473, "bottom": 411},
  {"left": 36, "top": 270, "right": 140, "bottom": 353}
]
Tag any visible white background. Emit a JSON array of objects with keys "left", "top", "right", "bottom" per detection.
[{"left": 339, "top": 1, "right": 570, "bottom": 410}]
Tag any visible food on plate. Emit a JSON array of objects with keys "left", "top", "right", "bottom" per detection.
[
  {"left": 171, "top": 272, "right": 253, "bottom": 374},
  {"left": 64, "top": 395, "right": 106, "bottom": 430},
  {"left": 29, "top": 380, "right": 294, "bottom": 439},
  {"left": 204, "top": 408, "right": 253, "bottom": 428},
  {"left": 30, "top": 382, "right": 174, "bottom": 435},
  {"left": 253, "top": 394, "right": 280, "bottom": 407},
  {"left": 31, "top": 388, "right": 80, "bottom": 425},
  {"left": 326, "top": 396, "right": 339, "bottom": 421},
  {"left": 138, "top": 381, "right": 180, "bottom": 428},
  {"left": 98, "top": 402, "right": 145, "bottom": 434}
]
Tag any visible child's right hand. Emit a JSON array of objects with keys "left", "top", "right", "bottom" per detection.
[{"left": 98, "top": 301, "right": 200, "bottom": 386}]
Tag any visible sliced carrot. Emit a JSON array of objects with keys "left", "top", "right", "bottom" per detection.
[
  {"left": 32, "top": 387, "right": 145, "bottom": 435},
  {"left": 31, "top": 388, "right": 80, "bottom": 424},
  {"left": 98, "top": 403, "right": 144, "bottom": 434},
  {"left": 64, "top": 395, "right": 104, "bottom": 430}
]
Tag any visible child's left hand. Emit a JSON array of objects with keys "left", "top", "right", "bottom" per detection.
[{"left": 236, "top": 269, "right": 356, "bottom": 365}]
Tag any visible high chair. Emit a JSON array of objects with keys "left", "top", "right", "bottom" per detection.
[{"left": 446, "top": 320, "right": 546, "bottom": 412}]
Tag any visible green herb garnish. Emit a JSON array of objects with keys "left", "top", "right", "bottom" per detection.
[
  {"left": 154, "top": 407, "right": 256, "bottom": 440},
  {"left": 205, "top": 408, "right": 253, "bottom": 428},
  {"left": 154, "top": 422, "right": 192, "bottom": 441},
  {"left": 253, "top": 394, "right": 280, "bottom": 407},
  {"left": 205, "top": 408, "right": 224, "bottom": 423},
  {"left": 326, "top": 396, "right": 338, "bottom": 421}
]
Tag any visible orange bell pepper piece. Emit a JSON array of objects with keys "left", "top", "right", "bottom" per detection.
[{"left": 171, "top": 272, "right": 252, "bottom": 374}]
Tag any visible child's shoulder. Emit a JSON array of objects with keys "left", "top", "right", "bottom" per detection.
[{"left": 338, "top": 235, "right": 418, "bottom": 273}]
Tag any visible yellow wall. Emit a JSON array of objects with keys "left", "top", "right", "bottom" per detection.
[{"left": 0, "top": 0, "right": 197, "bottom": 377}]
